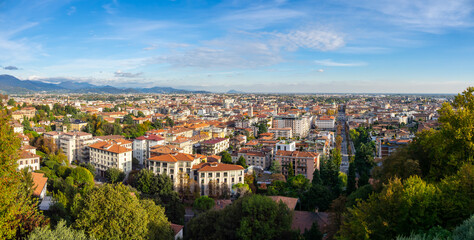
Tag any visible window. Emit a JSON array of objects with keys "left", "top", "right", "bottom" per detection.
[
  {"left": 201, "top": 173, "right": 205, "bottom": 178},
  {"left": 232, "top": 178, "right": 235, "bottom": 183},
  {"left": 208, "top": 173, "right": 212, "bottom": 178},
  {"left": 216, "top": 172, "right": 220, "bottom": 177},
  {"left": 239, "top": 177, "right": 242, "bottom": 182},
  {"left": 224, "top": 172, "right": 228, "bottom": 177}
]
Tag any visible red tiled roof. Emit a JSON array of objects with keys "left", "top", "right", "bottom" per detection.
[
  {"left": 89, "top": 141, "right": 132, "bottom": 154},
  {"left": 31, "top": 172, "right": 47, "bottom": 197},
  {"left": 197, "top": 162, "right": 244, "bottom": 172},
  {"left": 170, "top": 223, "right": 184, "bottom": 236},
  {"left": 202, "top": 138, "right": 228, "bottom": 145},
  {"left": 269, "top": 196, "right": 298, "bottom": 210},
  {"left": 275, "top": 150, "right": 319, "bottom": 158}
]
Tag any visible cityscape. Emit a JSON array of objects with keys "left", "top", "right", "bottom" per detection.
[{"left": 1, "top": 1, "right": 473, "bottom": 240}]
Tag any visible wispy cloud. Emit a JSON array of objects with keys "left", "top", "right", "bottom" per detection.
[
  {"left": 314, "top": 59, "right": 367, "bottom": 67},
  {"left": 346, "top": 0, "right": 474, "bottom": 32},
  {"left": 218, "top": 6, "right": 305, "bottom": 30},
  {"left": 67, "top": 6, "right": 76, "bottom": 15},
  {"left": 114, "top": 70, "right": 143, "bottom": 78}
]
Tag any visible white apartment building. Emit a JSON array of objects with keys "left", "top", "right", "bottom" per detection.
[
  {"left": 272, "top": 115, "right": 311, "bottom": 138},
  {"left": 58, "top": 132, "right": 98, "bottom": 164},
  {"left": 133, "top": 134, "right": 165, "bottom": 165},
  {"left": 147, "top": 153, "right": 203, "bottom": 183},
  {"left": 314, "top": 116, "right": 336, "bottom": 129},
  {"left": 89, "top": 140, "right": 133, "bottom": 177},
  {"left": 191, "top": 162, "right": 245, "bottom": 196}
]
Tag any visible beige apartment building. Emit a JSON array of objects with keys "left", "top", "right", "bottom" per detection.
[
  {"left": 191, "top": 162, "right": 245, "bottom": 196},
  {"left": 147, "top": 153, "right": 203, "bottom": 183},
  {"left": 274, "top": 150, "right": 320, "bottom": 181},
  {"left": 89, "top": 140, "right": 133, "bottom": 177},
  {"left": 59, "top": 132, "right": 97, "bottom": 164}
]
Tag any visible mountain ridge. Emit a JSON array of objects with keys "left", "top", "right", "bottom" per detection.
[{"left": 0, "top": 75, "right": 210, "bottom": 94}]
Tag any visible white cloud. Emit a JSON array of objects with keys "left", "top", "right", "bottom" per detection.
[
  {"left": 317, "top": 69, "right": 324, "bottom": 72},
  {"left": 275, "top": 29, "right": 345, "bottom": 51},
  {"left": 314, "top": 59, "right": 367, "bottom": 67},
  {"left": 67, "top": 6, "right": 76, "bottom": 16},
  {"left": 347, "top": 0, "right": 474, "bottom": 32}
]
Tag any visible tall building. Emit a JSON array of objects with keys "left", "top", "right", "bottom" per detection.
[
  {"left": 272, "top": 115, "right": 311, "bottom": 138},
  {"left": 274, "top": 150, "right": 320, "bottom": 181},
  {"left": 58, "top": 132, "right": 97, "bottom": 164},
  {"left": 133, "top": 134, "right": 165, "bottom": 165},
  {"left": 314, "top": 116, "right": 336, "bottom": 129},
  {"left": 89, "top": 140, "right": 133, "bottom": 177}
]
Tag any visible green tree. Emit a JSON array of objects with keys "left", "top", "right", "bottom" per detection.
[
  {"left": 332, "top": 148, "right": 343, "bottom": 167},
  {"left": 237, "top": 156, "right": 248, "bottom": 168},
  {"left": 193, "top": 196, "right": 215, "bottom": 214},
  {"left": 304, "top": 221, "right": 323, "bottom": 240},
  {"left": 7, "top": 98, "right": 16, "bottom": 106},
  {"left": 69, "top": 167, "right": 95, "bottom": 188},
  {"left": 28, "top": 220, "right": 89, "bottom": 240},
  {"left": 132, "top": 170, "right": 185, "bottom": 224},
  {"left": 74, "top": 184, "right": 172, "bottom": 240},
  {"left": 221, "top": 151, "right": 233, "bottom": 164},
  {"left": 0, "top": 110, "right": 48, "bottom": 239},
  {"left": 287, "top": 162, "right": 295, "bottom": 179},
  {"left": 338, "top": 175, "right": 464, "bottom": 240},
  {"left": 137, "top": 111, "right": 145, "bottom": 117},
  {"left": 186, "top": 194, "right": 295, "bottom": 240},
  {"left": 373, "top": 146, "right": 421, "bottom": 184},
  {"left": 346, "top": 161, "right": 356, "bottom": 194},
  {"left": 105, "top": 168, "right": 125, "bottom": 184},
  {"left": 269, "top": 160, "right": 282, "bottom": 174},
  {"left": 123, "top": 114, "right": 134, "bottom": 124}
]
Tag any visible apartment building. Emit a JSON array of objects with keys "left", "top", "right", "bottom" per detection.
[
  {"left": 314, "top": 116, "right": 336, "bottom": 129},
  {"left": 269, "top": 127, "right": 293, "bottom": 139},
  {"left": 59, "top": 132, "right": 97, "bottom": 164},
  {"left": 89, "top": 140, "right": 133, "bottom": 177},
  {"left": 191, "top": 162, "right": 245, "bottom": 196},
  {"left": 133, "top": 134, "right": 165, "bottom": 165},
  {"left": 272, "top": 115, "right": 311, "bottom": 138},
  {"left": 200, "top": 138, "right": 229, "bottom": 155},
  {"left": 274, "top": 150, "right": 320, "bottom": 181},
  {"left": 147, "top": 153, "right": 203, "bottom": 183},
  {"left": 232, "top": 148, "right": 273, "bottom": 169}
]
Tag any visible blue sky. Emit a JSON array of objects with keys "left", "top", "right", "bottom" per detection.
[{"left": 1, "top": 0, "right": 473, "bottom": 93}]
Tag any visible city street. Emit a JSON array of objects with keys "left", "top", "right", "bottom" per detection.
[{"left": 337, "top": 109, "right": 352, "bottom": 174}]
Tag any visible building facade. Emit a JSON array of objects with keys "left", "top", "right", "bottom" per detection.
[
  {"left": 89, "top": 140, "right": 133, "bottom": 177},
  {"left": 274, "top": 150, "right": 320, "bottom": 181}
]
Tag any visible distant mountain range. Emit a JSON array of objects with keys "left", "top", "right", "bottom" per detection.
[
  {"left": 227, "top": 89, "right": 245, "bottom": 94},
  {"left": 0, "top": 74, "right": 210, "bottom": 94}
]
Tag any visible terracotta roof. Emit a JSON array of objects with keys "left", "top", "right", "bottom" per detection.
[
  {"left": 135, "top": 134, "right": 165, "bottom": 141},
  {"left": 19, "top": 150, "right": 40, "bottom": 159},
  {"left": 149, "top": 153, "right": 195, "bottom": 162},
  {"left": 31, "top": 172, "right": 48, "bottom": 197},
  {"left": 291, "top": 211, "right": 328, "bottom": 234},
  {"left": 197, "top": 162, "right": 244, "bottom": 172},
  {"left": 275, "top": 150, "right": 319, "bottom": 158},
  {"left": 170, "top": 223, "right": 184, "bottom": 236},
  {"left": 89, "top": 141, "right": 132, "bottom": 154},
  {"left": 269, "top": 196, "right": 298, "bottom": 210},
  {"left": 202, "top": 138, "right": 228, "bottom": 145}
]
